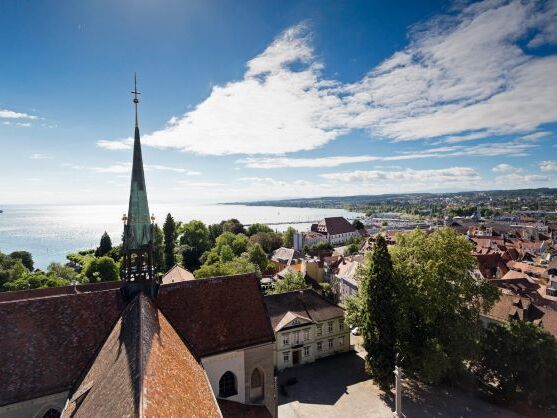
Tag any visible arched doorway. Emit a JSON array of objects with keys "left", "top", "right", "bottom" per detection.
[{"left": 219, "top": 371, "right": 238, "bottom": 398}]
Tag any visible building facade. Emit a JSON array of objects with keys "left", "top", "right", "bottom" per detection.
[{"left": 264, "top": 290, "right": 350, "bottom": 371}]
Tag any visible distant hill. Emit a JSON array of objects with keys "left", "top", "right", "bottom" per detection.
[{"left": 223, "top": 188, "right": 557, "bottom": 213}]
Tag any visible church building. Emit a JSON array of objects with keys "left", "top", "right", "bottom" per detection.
[{"left": 0, "top": 79, "right": 276, "bottom": 418}]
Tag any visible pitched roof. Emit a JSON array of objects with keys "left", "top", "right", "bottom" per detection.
[
  {"left": 320, "top": 217, "right": 356, "bottom": 235},
  {"left": 475, "top": 253, "right": 508, "bottom": 279},
  {"left": 63, "top": 294, "right": 221, "bottom": 418},
  {"left": 264, "top": 289, "right": 344, "bottom": 331},
  {"left": 161, "top": 264, "right": 195, "bottom": 284},
  {"left": 0, "top": 288, "right": 126, "bottom": 406},
  {"left": 157, "top": 273, "right": 275, "bottom": 357}
]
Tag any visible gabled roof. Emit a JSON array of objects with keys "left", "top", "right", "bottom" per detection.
[
  {"left": 264, "top": 289, "right": 344, "bottom": 331},
  {"left": 161, "top": 264, "right": 195, "bottom": 284},
  {"left": 63, "top": 294, "right": 221, "bottom": 418},
  {"left": 0, "top": 288, "right": 126, "bottom": 406},
  {"left": 157, "top": 273, "right": 275, "bottom": 357},
  {"left": 274, "top": 311, "right": 312, "bottom": 332},
  {"left": 319, "top": 217, "right": 356, "bottom": 235}
]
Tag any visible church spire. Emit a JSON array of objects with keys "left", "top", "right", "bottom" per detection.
[{"left": 121, "top": 74, "right": 158, "bottom": 300}]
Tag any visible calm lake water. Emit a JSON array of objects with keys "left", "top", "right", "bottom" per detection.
[{"left": 0, "top": 204, "right": 362, "bottom": 269}]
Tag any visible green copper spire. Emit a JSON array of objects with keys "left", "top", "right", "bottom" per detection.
[{"left": 125, "top": 74, "right": 152, "bottom": 250}]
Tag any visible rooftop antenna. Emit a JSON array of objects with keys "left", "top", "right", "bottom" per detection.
[{"left": 131, "top": 72, "right": 141, "bottom": 127}]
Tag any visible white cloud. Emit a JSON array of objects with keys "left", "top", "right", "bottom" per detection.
[
  {"left": 97, "top": 138, "right": 133, "bottom": 150},
  {"left": 98, "top": 1, "right": 557, "bottom": 156},
  {"left": 30, "top": 153, "right": 52, "bottom": 160},
  {"left": 540, "top": 160, "right": 557, "bottom": 172},
  {"left": 0, "top": 109, "right": 38, "bottom": 120},
  {"left": 495, "top": 174, "right": 550, "bottom": 183},
  {"left": 521, "top": 131, "right": 552, "bottom": 141},
  {"left": 64, "top": 162, "right": 196, "bottom": 174},
  {"left": 492, "top": 163, "right": 523, "bottom": 174},
  {"left": 320, "top": 167, "right": 481, "bottom": 183}
]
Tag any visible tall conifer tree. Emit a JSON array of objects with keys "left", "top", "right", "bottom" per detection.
[
  {"left": 163, "top": 213, "right": 177, "bottom": 271},
  {"left": 95, "top": 232, "right": 113, "bottom": 257},
  {"left": 362, "top": 235, "right": 397, "bottom": 391}
]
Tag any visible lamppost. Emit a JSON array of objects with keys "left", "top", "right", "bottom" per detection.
[{"left": 394, "top": 353, "right": 404, "bottom": 418}]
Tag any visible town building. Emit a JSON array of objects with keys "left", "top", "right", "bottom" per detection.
[
  {"left": 293, "top": 217, "right": 359, "bottom": 251},
  {"left": 0, "top": 81, "right": 276, "bottom": 418},
  {"left": 161, "top": 264, "right": 195, "bottom": 284},
  {"left": 264, "top": 290, "right": 350, "bottom": 371}
]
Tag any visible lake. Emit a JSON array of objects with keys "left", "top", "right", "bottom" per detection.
[{"left": 0, "top": 204, "right": 362, "bottom": 269}]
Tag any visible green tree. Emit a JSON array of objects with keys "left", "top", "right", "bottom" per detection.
[
  {"left": 179, "top": 220, "right": 210, "bottom": 270},
  {"left": 219, "top": 245, "right": 235, "bottom": 263},
  {"left": 47, "top": 262, "right": 78, "bottom": 282},
  {"left": 360, "top": 235, "right": 397, "bottom": 391},
  {"left": 221, "top": 218, "right": 245, "bottom": 235},
  {"left": 163, "top": 213, "right": 177, "bottom": 271},
  {"left": 249, "top": 232, "right": 283, "bottom": 253},
  {"left": 346, "top": 243, "right": 360, "bottom": 255},
  {"left": 474, "top": 321, "right": 557, "bottom": 404},
  {"left": 83, "top": 256, "right": 119, "bottom": 283},
  {"left": 9, "top": 251, "right": 33, "bottom": 271},
  {"left": 248, "top": 243, "right": 268, "bottom": 273},
  {"left": 95, "top": 231, "right": 113, "bottom": 257},
  {"left": 208, "top": 223, "right": 224, "bottom": 246},
  {"left": 282, "top": 227, "right": 297, "bottom": 248},
  {"left": 247, "top": 223, "right": 273, "bottom": 236},
  {"left": 3, "top": 272, "right": 69, "bottom": 291},
  {"left": 231, "top": 234, "right": 249, "bottom": 256},
  {"left": 194, "top": 257, "right": 257, "bottom": 279},
  {"left": 352, "top": 219, "right": 365, "bottom": 230},
  {"left": 391, "top": 228, "right": 499, "bottom": 383},
  {"left": 268, "top": 271, "right": 308, "bottom": 295}
]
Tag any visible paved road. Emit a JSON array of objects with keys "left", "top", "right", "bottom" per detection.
[{"left": 277, "top": 339, "right": 527, "bottom": 418}]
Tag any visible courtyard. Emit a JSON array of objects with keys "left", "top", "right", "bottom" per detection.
[{"left": 277, "top": 339, "right": 527, "bottom": 418}]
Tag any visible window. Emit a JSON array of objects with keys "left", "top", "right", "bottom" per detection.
[
  {"left": 292, "top": 319, "right": 299, "bottom": 326},
  {"left": 43, "top": 409, "right": 61, "bottom": 418},
  {"left": 328, "top": 339, "right": 334, "bottom": 349},
  {"left": 317, "top": 341, "right": 322, "bottom": 352},
  {"left": 293, "top": 331, "right": 300, "bottom": 345},
  {"left": 250, "top": 368, "right": 264, "bottom": 402},
  {"left": 303, "top": 328, "right": 310, "bottom": 341},
  {"left": 339, "top": 336, "right": 344, "bottom": 346},
  {"left": 304, "top": 346, "right": 310, "bottom": 357},
  {"left": 219, "top": 371, "right": 238, "bottom": 398},
  {"left": 316, "top": 324, "right": 323, "bottom": 336},
  {"left": 328, "top": 321, "right": 334, "bottom": 333},
  {"left": 283, "top": 351, "right": 290, "bottom": 363},
  {"left": 282, "top": 333, "right": 289, "bottom": 346},
  {"left": 339, "top": 320, "right": 344, "bottom": 331}
]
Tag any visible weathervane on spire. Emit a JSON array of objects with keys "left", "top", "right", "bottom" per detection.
[{"left": 131, "top": 72, "right": 141, "bottom": 127}]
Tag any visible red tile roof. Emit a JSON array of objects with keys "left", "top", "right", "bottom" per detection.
[
  {"left": 319, "top": 217, "right": 356, "bottom": 235},
  {"left": 157, "top": 273, "right": 275, "bottom": 357},
  {"left": 63, "top": 294, "right": 221, "bottom": 418},
  {"left": 0, "top": 288, "right": 126, "bottom": 406}
]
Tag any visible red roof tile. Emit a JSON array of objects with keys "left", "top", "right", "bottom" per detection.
[{"left": 157, "top": 273, "right": 275, "bottom": 357}]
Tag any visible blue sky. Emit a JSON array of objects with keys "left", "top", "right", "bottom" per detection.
[{"left": 1, "top": 0, "right": 557, "bottom": 204}]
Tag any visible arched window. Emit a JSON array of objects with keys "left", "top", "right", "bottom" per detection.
[
  {"left": 219, "top": 371, "right": 237, "bottom": 398},
  {"left": 43, "top": 409, "right": 61, "bottom": 418},
  {"left": 250, "top": 368, "right": 264, "bottom": 402}
]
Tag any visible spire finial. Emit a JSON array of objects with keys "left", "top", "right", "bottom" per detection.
[{"left": 131, "top": 72, "right": 141, "bottom": 127}]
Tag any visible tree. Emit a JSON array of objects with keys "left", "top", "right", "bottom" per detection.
[
  {"left": 247, "top": 223, "right": 273, "bottom": 236},
  {"left": 179, "top": 220, "right": 210, "bottom": 270},
  {"left": 282, "top": 227, "right": 297, "bottom": 248},
  {"left": 47, "top": 262, "right": 78, "bottom": 282},
  {"left": 9, "top": 251, "right": 33, "bottom": 271},
  {"left": 249, "top": 243, "right": 268, "bottom": 273},
  {"left": 95, "top": 231, "right": 112, "bottom": 257},
  {"left": 391, "top": 228, "right": 499, "bottom": 383},
  {"left": 194, "top": 257, "right": 258, "bottom": 279},
  {"left": 221, "top": 218, "right": 245, "bottom": 235},
  {"left": 208, "top": 223, "right": 224, "bottom": 246},
  {"left": 352, "top": 219, "right": 365, "bottom": 230},
  {"left": 83, "top": 256, "right": 119, "bottom": 283},
  {"left": 268, "top": 271, "right": 308, "bottom": 295},
  {"left": 163, "top": 213, "right": 177, "bottom": 271},
  {"left": 346, "top": 243, "right": 360, "bottom": 255},
  {"left": 359, "top": 235, "right": 397, "bottom": 391},
  {"left": 474, "top": 321, "right": 557, "bottom": 404},
  {"left": 3, "top": 272, "right": 69, "bottom": 291},
  {"left": 219, "top": 245, "right": 235, "bottom": 263},
  {"left": 249, "top": 232, "right": 283, "bottom": 253}
]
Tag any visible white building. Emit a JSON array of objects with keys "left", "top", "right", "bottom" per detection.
[
  {"left": 264, "top": 290, "right": 350, "bottom": 371},
  {"left": 293, "top": 217, "right": 359, "bottom": 251}
]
